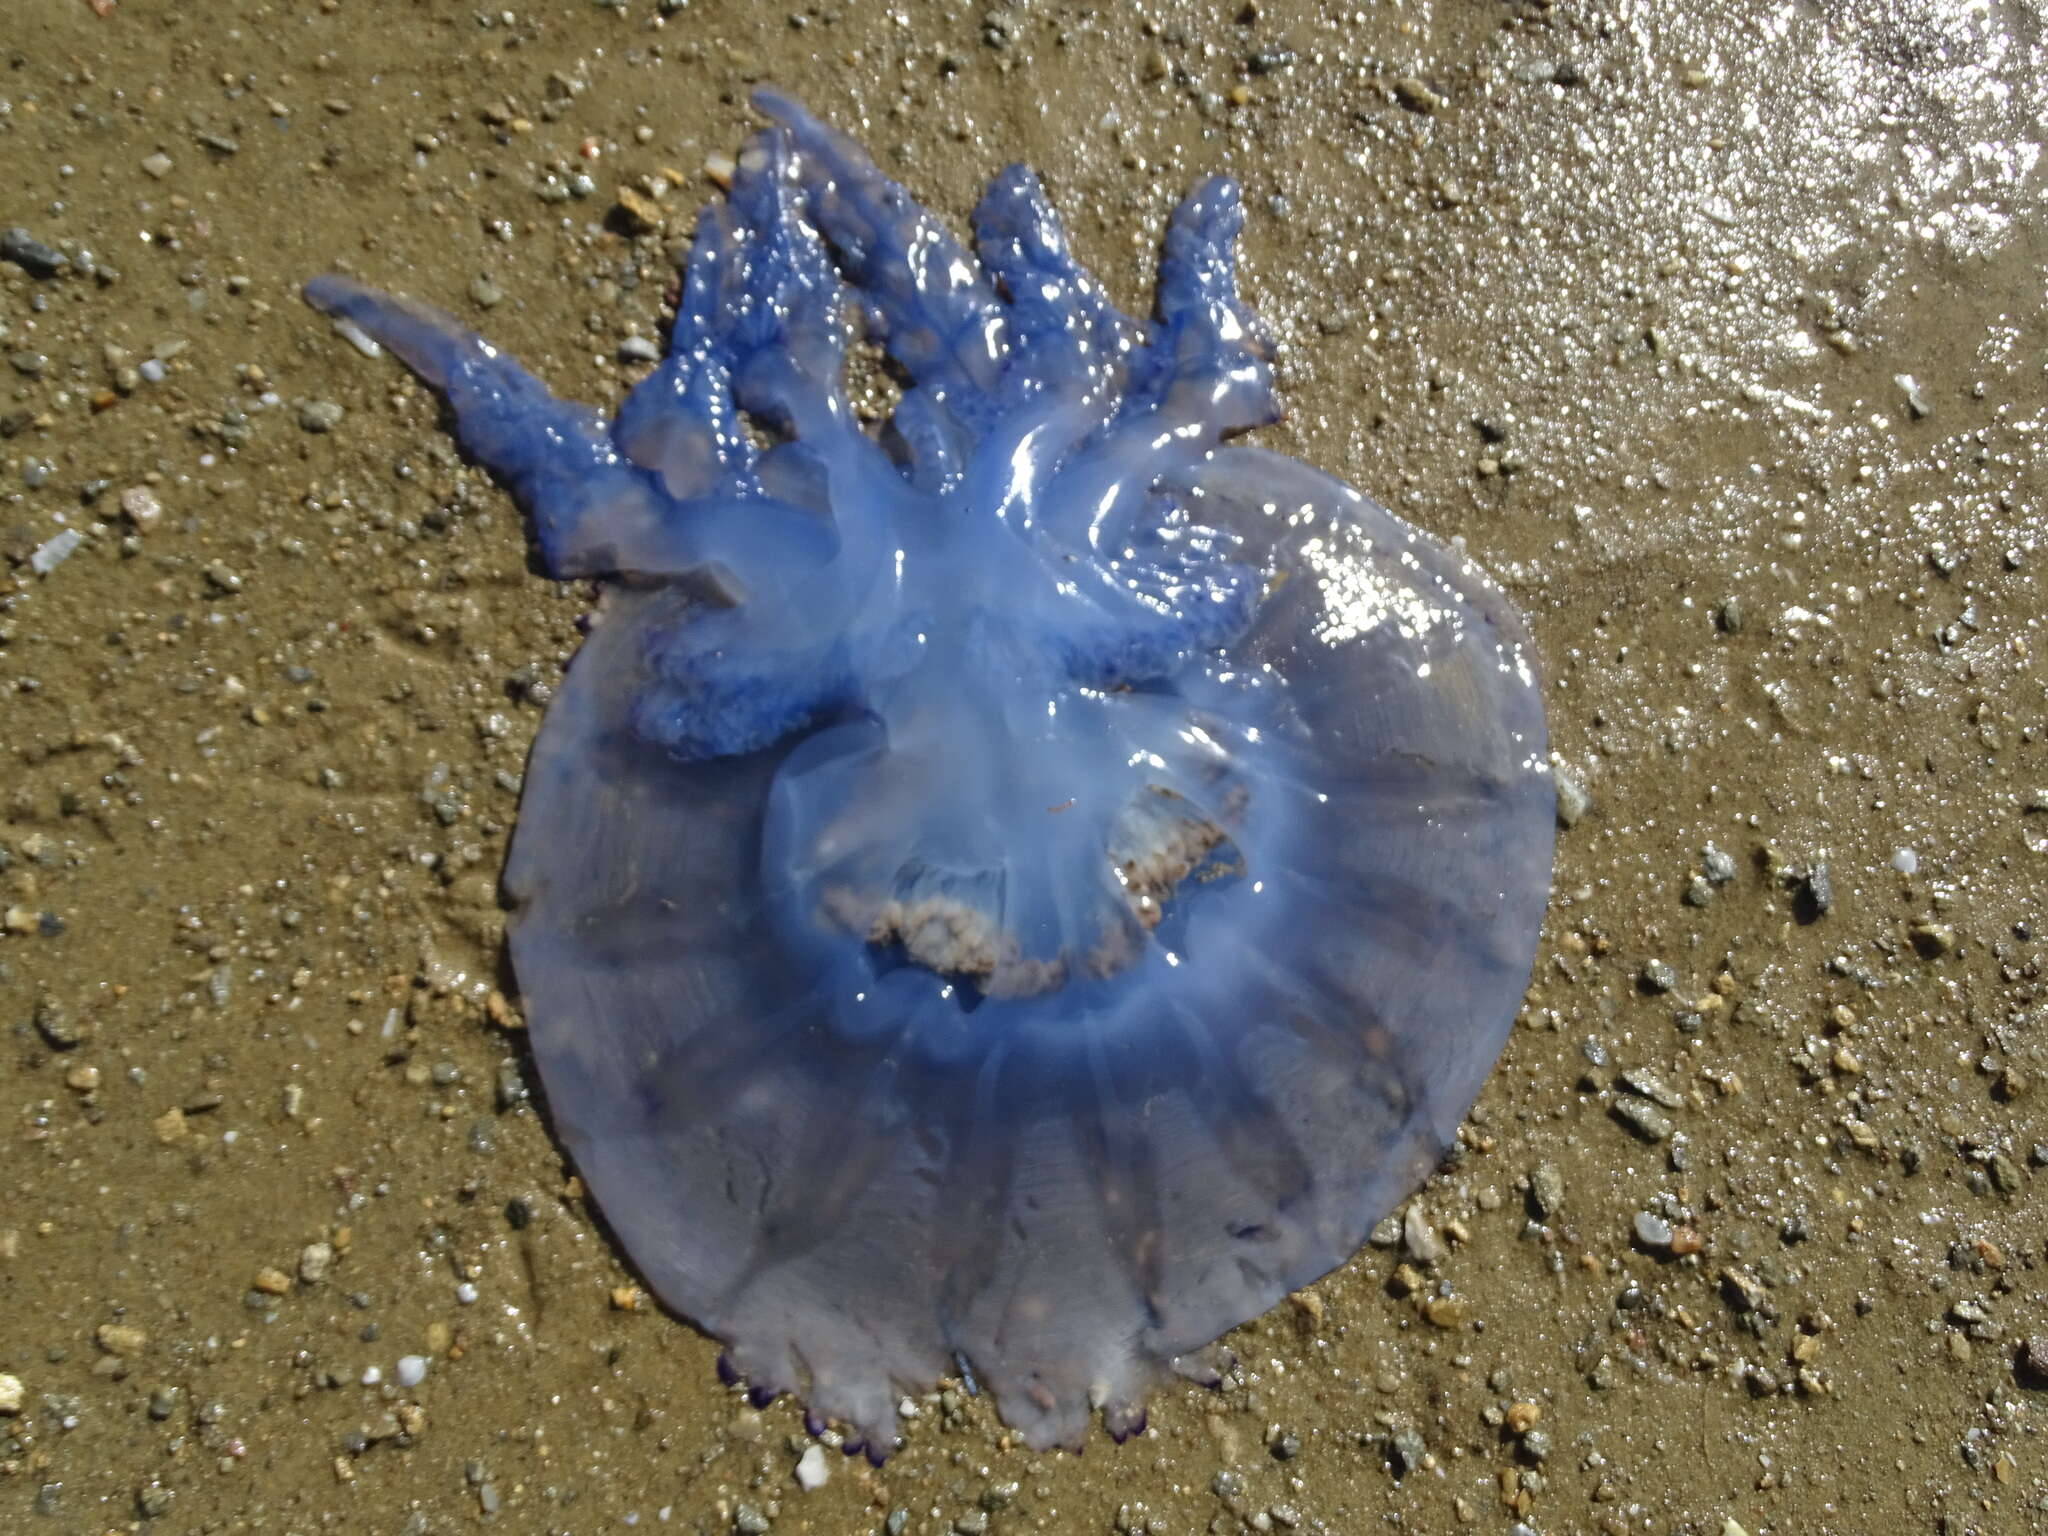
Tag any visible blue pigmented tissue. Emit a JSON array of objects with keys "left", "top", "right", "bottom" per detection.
[{"left": 305, "top": 92, "right": 1554, "bottom": 1453}]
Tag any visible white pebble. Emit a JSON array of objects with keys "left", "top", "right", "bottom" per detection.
[
  {"left": 793, "top": 1442, "right": 830, "bottom": 1491},
  {"left": 119, "top": 485, "right": 163, "bottom": 530},
  {"left": 29, "top": 529, "right": 83, "bottom": 575},
  {"left": 396, "top": 1355, "right": 428, "bottom": 1388},
  {"left": 1891, "top": 847, "right": 1918, "bottom": 875},
  {"left": 332, "top": 315, "right": 384, "bottom": 359},
  {"left": 455, "top": 1281, "right": 479, "bottom": 1304},
  {"left": 361, "top": 1365, "right": 383, "bottom": 1386}
]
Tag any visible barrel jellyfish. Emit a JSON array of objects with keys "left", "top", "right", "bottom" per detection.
[{"left": 304, "top": 89, "right": 1554, "bottom": 1455}]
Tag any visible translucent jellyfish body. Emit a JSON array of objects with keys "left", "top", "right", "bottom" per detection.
[{"left": 305, "top": 90, "right": 1554, "bottom": 1454}]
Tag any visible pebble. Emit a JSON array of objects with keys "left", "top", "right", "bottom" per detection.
[
  {"left": 119, "top": 485, "right": 164, "bottom": 531},
  {"left": 1392, "top": 77, "right": 1443, "bottom": 113},
  {"left": 140, "top": 152, "right": 174, "bottom": 179},
  {"left": 793, "top": 1441, "right": 830, "bottom": 1490},
  {"left": 1895, "top": 372, "right": 1931, "bottom": 419},
  {"left": 1619, "top": 1067, "right": 1684, "bottom": 1109},
  {"left": 97, "top": 1322, "right": 149, "bottom": 1356},
  {"left": 1389, "top": 1426, "right": 1429, "bottom": 1475},
  {"left": 299, "top": 1242, "right": 336, "bottom": 1284},
  {"left": 612, "top": 186, "right": 666, "bottom": 235},
  {"left": 1403, "top": 1202, "right": 1446, "bottom": 1264},
  {"left": 2, "top": 226, "right": 67, "bottom": 278},
  {"left": 1422, "top": 1295, "right": 1469, "bottom": 1328},
  {"left": 1632, "top": 1211, "right": 1674, "bottom": 1248},
  {"left": 1553, "top": 761, "right": 1591, "bottom": 827},
  {"left": 1908, "top": 919, "right": 1955, "bottom": 958},
  {"left": 1639, "top": 959, "right": 1677, "bottom": 994},
  {"left": 0, "top": 1373, "right": 22, "bottom": 1415},
  {"left": 298, "top": 399, "right": 346, "bottom": 433},
  {"left": 29, "top": 529, "right": 84, "bottom": 576},
  {"left": 1528, "top": 1161, "right": 1565, "bottom": 1219},
  {"left": 1701, "top": 845, "right": 1738, "bottom": 884},
  {"left": 1613, "top": 1097, "right": 1674, "bottom": 1143},
  {"left": 469, "top": 275, "right": 504, "bottom": 309},
  {"left": 34, "top": 996, "right": 83, "bottom": 1049},
  {"left": 396, "top": 1355, "right": 429, "bottom": 1388},
  {"left": 2018, "top": 1336, "right": 2048, "bottom": 1383},
  {"left": 617, "top": 334, "right": 662, "bottom": 364},
  {"left": 1800, "top": 862, "right": 1833, "bottom": 916},
  {"left": 332, "top": 317, "right": 384, "bottom": 359}
]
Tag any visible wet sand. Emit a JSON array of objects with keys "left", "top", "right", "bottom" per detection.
[{"left": 3, "top": 1, "right": 2045, "bottom": 1531}]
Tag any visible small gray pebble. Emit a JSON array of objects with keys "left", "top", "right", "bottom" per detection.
[
  {"left": 1632, "top": 1211, "right": 1673, "bottom": 1247},
  {"left": 136, "top": 1482, "right": 175, "bottom": 1518},
  {"left": 1389, "top": 1426, "right": 1428, "bottom": 1475},
  {"left": 1553, "top": 762, "right": 1591, "bottom": 828},
  {"left": 1613, "top": 1098, "right": 1674, "bottom": 1143},
  {"left": 298, "top": 399, "right": 346, "bottom": 433},
  {"left": 1801, "top": 862, "right": 1833, "bottom": 916},
  {"left": 2, "top": 227, "right": 67, "bottom": 278},
  {"left": 1619, "top": 1067, "right": 1684, "bottom": 1108},
  {"left": 34, "top": 996, "right": 83, "bottom": 1049}
]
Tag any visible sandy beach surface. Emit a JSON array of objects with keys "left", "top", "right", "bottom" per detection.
[{"left": 3, "top": 1, "right": 2045, "bottom": 1531}]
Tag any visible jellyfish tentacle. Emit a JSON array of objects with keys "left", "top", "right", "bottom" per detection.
[
  {"left": 718, "top": 125, "right": 857, "bottom": 440},
  {"left": 971, "top": 164, "right": 1139, "bottom": 408},
  {"left": 613, "top": 204, "right": 764, "bottom": 502},
  {"left": 302, "top": 274, "right": 675, "bottom": 578},
  {"left": 753, "top": 87, "right": 1011, "bottom": 407},
  {"left": 1126, "top": 175, "right": 1279, "bottom": 439}
]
